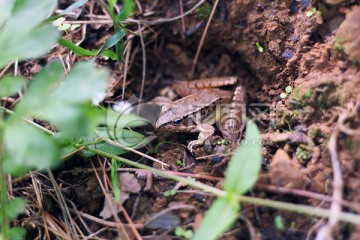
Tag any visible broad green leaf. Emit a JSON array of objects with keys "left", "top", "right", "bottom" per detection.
[
  {"left": 59, "top": 0, "right": 88, "bottom": 16},
  {"left": 96, "top": 127, "right": 148, "bottom": 148},
  {"left": 48, "top": 62, "right": 109, "bottom": 103},
  {"left": 0, "top": 0, "right": 15, "bottom": 26},
  {"left": 0, "top": 0, "right": 59, "bottom": 68},
  {"left": 39, "top": 103, "right": 103, "bottom": 138},
  {"left": 11, "top": 61, "right": 109, "bottom": 138},
  {"left": 9, "top": 227, "right": 26, "bottom": 240},
  {"left": 4, "top": 122, "right": 60, "bottom": 175},
  {"left": 59, "top": 38, "right": 118, "bottom": 60},
  {"left": 223, "top": 120, "right": 262, "bottom": 194},
  {"left": 0, "top": 76, "right": 26, "bottom": 98},
  {"left": 7, "top": 198, "right": 27, "bottom": 218},
  {"left": 11, "top": 61, "right": 63, "bottom": 119},
  {"left": 102, "top": 109, "right": 149, "bottom": 129},
  {"left": 192, "top": 196, "right": 240, "bottom": 240},
  {"left": 80, "top": 128, "right": 148, "bottom": 157},
  {"left": 92, "top": 30, "right": 126, "bottom": 60},
  {"left": 116, "top": 0, "right": 134, "bottom": 21}
]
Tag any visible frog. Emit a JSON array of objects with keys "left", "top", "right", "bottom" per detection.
[{"left": 154, "top": 77, "right": 246, "bottom": 151}]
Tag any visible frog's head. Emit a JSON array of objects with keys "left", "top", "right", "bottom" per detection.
[{"left": 154, "top": 108, "right": 199, "bottom": 133}]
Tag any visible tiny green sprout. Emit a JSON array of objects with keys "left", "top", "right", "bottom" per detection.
[
  {"left": 52, "top": 17, "right": 65, "bottom": 27},
  {"left": 70, "top": 24, "right": 81, "bottom": 31},
  {"left": 256, "top": 42, "right": 264, "bottom": 53},
  {"left": 217, "top": 139, "right": 226, "bottom": 145},
  {"left": 175, "top": 227, "right": 193, "bottom": 239},
  {"left": 164, "top": 189, "right": 177, "bottom": 197},
  {"left": 58, "top": 23, "right": 71, "bottom": 31},
  {"left": 275, "top": 215, "right": 284, "bottom": 230},
  {"left": 334, "top": 40, "right": 343, "bottom": 51},
  {"left": 52, "top": 17, "right": 81, "bottom": 31},
  {"left": 285, "top": 86, "right": 293, "bottom": 94},
  {"left": 306, "top": 7, "right": 317, "bottom": 17},
  {"left": 176, "top": 160, "right": 183, "bottom": 166},
  {"left": 280, "top": 92, "right": 287, "bottom": 99},
  {"left": 290, "top": 221, "right": 296, "bottom": 229}
]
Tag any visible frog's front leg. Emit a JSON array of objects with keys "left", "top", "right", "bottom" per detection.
[{"left": 188, "top": 123, "right": 215, "bottom": 152}]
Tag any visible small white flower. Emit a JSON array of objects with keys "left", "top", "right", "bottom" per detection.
[
  {"left": 113, "top": 101, "right": 133, "bottom": 114},
  {"left": 92, "top": 92, "right": 106, "bottom": 106}
]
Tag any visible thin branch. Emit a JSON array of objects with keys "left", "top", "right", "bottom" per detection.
[{"left": 190, "top": 0, "right": 219, "bottom": 78}]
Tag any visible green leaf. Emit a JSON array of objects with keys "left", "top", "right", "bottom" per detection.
[
  {"left": 116, "top": 39, "right": 124, "bottom": 62},
  {"left": 11, "top": 61, "right": 63, "bottom": 119},
  {"left": 192, "top": 196, "right": 240, "bottom": 240},
  {"left": 223, "top": 120, "right": 262, "bottom": 194},
  {"left": 111, "top": 159, "right": 121, "bottom": 203},
  {"left": 7, "top": 198, "right": 27, "bottom": 218},
  {"left": 9, "top": 227, "right": 26, "bottom": 240},
  {"left": 80, "top": 127, "right": 148, "bottom": 157},
  {"left": 4, "top": 122, "right": 60, "bottom": 175},
  {"left": 59, "top": 38, "right": 118, "bottom": 60},
  {"left": 0, "top": 0, "right": 59, "bottom": 68},
  {"left": 0, "top": 76, "right": 26, "bottom": 98},
  {"left": 40, "top": 103, "right": 103, "bottom": 138},
  {"left": 48, "top": 62, "right": 109, "bottom": 103},
  {"left": 102, "top": 109, "right": 149, "bottom": 129},
  {"left": 116, "top": 0, "right": 134, "bottom": 21},
  {"left": 92, "top": 30, "right": 126, "bottom": 61},
  {"left": 59, "top": 0, "right": 88, "bottom": 16},
  {"left": 13, "top": 61, "right": 109, "bottom": 138},
  {"left": 108, "top": 0, "right": 117, "bottom": 16},
  {"left": 0, "top": 0, "right": 16, "bottom": 26}
]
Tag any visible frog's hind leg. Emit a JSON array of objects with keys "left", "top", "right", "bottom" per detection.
[{"left": 219, "top": 85, "right": 246, "bottom": 142}]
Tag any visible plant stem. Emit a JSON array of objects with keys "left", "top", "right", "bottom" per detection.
[
  {"left": 89, "top": 147, "right": 360, "bottom": 225},
  {"left": 0, "top": 115, "right": 10, "bottom": 238}
]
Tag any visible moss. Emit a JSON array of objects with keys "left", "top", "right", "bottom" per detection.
[
  {"left": 290, "top": 87, "right": 313, "bottom": 109},
  {"left": 309, "top": 125, "right": 320, "bottom": 140},
  {"left": 196, "top": 3, "right": 211, "bottom": 20}
]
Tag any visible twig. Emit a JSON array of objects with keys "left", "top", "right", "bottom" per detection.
[
  {"left": 190, "top": 0, "right": 219, "bottom": 78},
  {"left": 137, "top": 21, "right": 146, "bottom": 105},
  {"left": 179, "top": 0, "right": 186, "bottom": 33},
  {"left": 47, "top": 168, "right": 78, "bottom": 238},
  {"left": 90, "top": 160, "right": 129, "bottom": 239},
  {"left": 338, "top": 101, "right": 360, "bottom": 135},
  {"left": 68, "top": 209, "right": 143, "bottom": 229},
  {"left": 316, "top": 130, "right": 343, "bottom": 239},
  {"left": 105, "top": 139, "right": 169, "bottom": 167},
  {"left": 122, "top": 38, "right": 133, "bottom": 100}
]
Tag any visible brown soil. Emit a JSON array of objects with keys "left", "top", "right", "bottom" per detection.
[{"left": 13, "top": 0, "right": 360, "bottom": 239}]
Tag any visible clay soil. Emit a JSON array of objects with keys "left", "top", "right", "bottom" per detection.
[{"left": 13, "top": 0, "right": 360, "bottom": 239}]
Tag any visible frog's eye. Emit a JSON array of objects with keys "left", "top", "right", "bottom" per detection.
[{"left": 173, "top": 118, "right": 182, "bottom": 126}]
